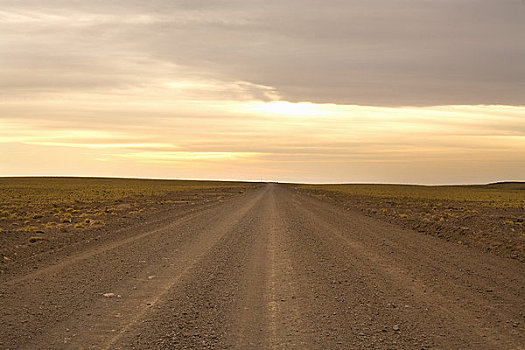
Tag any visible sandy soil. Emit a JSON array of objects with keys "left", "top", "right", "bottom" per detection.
[{"left": 0, "top": 184, "right": 523, "bottom": 349}]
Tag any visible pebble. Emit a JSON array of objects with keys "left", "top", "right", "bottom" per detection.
[
  {"left": 103, "top": 293, "right": 115, "bottom": 298},
  {"left": 393, "top": 325, "right": 400, "bottom": 332}
]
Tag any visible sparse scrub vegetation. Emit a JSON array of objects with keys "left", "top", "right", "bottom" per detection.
[
  {"left": 296, "top": 183, "right": 525, "bottom": 209},
  {"left": 0, "top": 177, "right": 256, "bottom": 267},
  {"left": 28, "top": 236, "right": 47, "bottom": 243},
  {"left": 18, "top": 225, "right": 40, "bottom": 232},
  {"left": 296, "top": 182, "right": 525, "bottom": 261}
]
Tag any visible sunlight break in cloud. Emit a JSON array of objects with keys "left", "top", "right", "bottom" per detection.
[{"left": 1, "top": 86, "right": 524, "bottom": 183}]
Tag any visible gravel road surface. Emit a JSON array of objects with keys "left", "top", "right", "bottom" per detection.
[{"left": 1, "top": 184, "right": 523, "bottom": 349}]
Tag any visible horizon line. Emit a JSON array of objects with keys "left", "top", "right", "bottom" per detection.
[{"left": 1, "top": 175, "right": 524, "bottom": 187}]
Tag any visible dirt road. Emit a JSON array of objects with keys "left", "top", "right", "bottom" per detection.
[{"left": 1, "top": 184, "right": 524, "bottom": 349}]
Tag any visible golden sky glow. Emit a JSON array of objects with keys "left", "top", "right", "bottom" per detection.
[
  {"left": 1, "top": 2, "right": 524, "bottom": 184},
  {"left": 1, "top": 83, "right": 524, "bottom": 183}
]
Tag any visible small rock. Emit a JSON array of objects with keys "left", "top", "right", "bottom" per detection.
[
  {"left": 103, "top": 293, "right": 115, "bottom": 298},
  {"left": 148, "top": 275, "right": 156, "bottom": 280},
  {"left": 393, "top": 325, "right": 400, "bottom": 332}
]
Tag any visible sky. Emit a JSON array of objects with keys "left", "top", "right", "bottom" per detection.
[{"left": 1, "top": 0, "right": 524, "bottom": 184}]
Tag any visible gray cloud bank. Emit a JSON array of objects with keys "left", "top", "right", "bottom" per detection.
[{"left": 1, "top": 0, "right": 524, "bottom": 106}]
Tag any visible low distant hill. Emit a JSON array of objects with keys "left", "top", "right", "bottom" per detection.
[{"left": 477, "top": 182, "right": 525, "bottom": 190}]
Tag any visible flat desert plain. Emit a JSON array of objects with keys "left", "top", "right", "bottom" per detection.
[{"left": 1, "top": 178, "right": 524, "bottom": 349}]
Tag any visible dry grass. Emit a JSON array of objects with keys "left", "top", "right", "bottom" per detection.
[
  {"left": 296, "top": 183, "right": 525, "bottom": 209},
  {"left": 0, "top": 177, "right": 251, "bottom": 206},
  {"left": 0, "top": 177, "right": 256, "bottom": 239},
  {"left": 28, "top": 236, "right": 47, "bottom": 243}
]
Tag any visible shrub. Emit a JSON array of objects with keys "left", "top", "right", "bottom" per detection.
[{"left": 18, "top": 225, "right": 39, "bottom": 232}]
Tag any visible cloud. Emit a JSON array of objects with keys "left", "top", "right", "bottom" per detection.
[
  {"left": 1, "top": 98, "right": 524, "bottom": 183},
  {"left": 1, "top": 1, "right": 523, "bottom": 106},
  {"left": 1, "top": 1, "right": 524, "bottom": 183}
]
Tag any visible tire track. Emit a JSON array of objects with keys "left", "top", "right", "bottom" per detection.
[
  {"left": 0, "top": 187, "right": 266, "bottom": 349},
  {"left": 3, "top": 202, "right": 218, "bottom": 287},
  {"left": 283, "top": 187, "right": 525, "bottom": 349}
]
